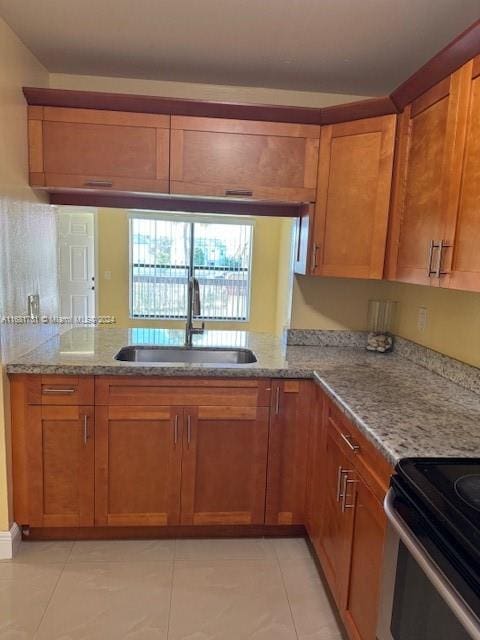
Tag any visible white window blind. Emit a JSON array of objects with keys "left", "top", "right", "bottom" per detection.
[{"left": 130, "top": 214, "right": 253, "bottom": 321}]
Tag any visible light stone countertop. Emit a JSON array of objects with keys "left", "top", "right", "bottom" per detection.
[{"left": 6, "top": 327, "right": 480, "bottom": 465}]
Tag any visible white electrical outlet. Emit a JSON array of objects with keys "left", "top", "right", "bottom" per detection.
[{"left": 417, "top": 306, "right": 428, "bottom": 332}]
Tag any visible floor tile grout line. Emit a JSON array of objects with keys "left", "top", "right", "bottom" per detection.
[
  {"left": 166, "top": 541, "right": 178, "bottom": 640},
  {"left": 32, "top": 554, "right": 71, "bottom": 637},
  {"left": 271, "top": 541, "right": 301, "bottom": 640}
]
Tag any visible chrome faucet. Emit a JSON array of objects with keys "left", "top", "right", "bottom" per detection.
[{"left": 185, "top": 276, "right": 205, "bottom": 346}]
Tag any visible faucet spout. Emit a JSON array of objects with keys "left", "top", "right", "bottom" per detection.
[{"left": 185, "top": 276, "right": 205, "bottom": 346}]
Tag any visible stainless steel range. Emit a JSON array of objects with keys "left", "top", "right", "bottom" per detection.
[{"left": 378, "top": 458, "right": 480, "bottom": 640}]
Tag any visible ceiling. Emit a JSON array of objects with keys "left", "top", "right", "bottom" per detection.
[{"left": 1, "top": 0, "right": 479, "bottom": 96}]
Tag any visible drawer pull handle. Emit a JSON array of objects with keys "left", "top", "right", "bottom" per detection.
[
  {"left": 340, "top": 432, "right": 360, "bottom": 453},
  {"left": 224, "top": 189, "right": 253, "bottom": 197},
  {"left": 84, "top": 180, "right": 113, "bottom": 187},
  {"left": 336, "top": 466, "right": 344, "bottom": 502},
  {"left": 43, "top": 388, "right": 75, "bottom": 394},
  {"left": 173, "top": 415, "right": 179, "bottom": 446},
  {"left": 341, "top": 476, "right": 357, "bottom": 512},
  {"left": 311, "top": 243, "right": 319, "bottom": 271},
  {"left": 275, "top": 387, "right": 281, "bottom": 415},
  {"left": 83, "top": 414, "right": 89, "bottom": 445}
]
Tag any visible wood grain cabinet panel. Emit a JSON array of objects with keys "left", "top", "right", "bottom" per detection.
[
  {"left": 180, "top": 405, "right": 269, "bottom": 525},
  {"left": 28, "top": 106, "right": 170, "bottom": 194},
  {"left": 23, "top": 405, "right": 94, "bottom": 527},
  {"left": 317, "top": 423, "right": 355, "bottom": 603},
  {"left": 25, "top": 374, "right": 94, "bottom": 406},
  {"left": 94, "top": 406, "right": 182, "bottom": 526},
  {"left": 343, "top": 478, "right": 386, "bottom": 640},
  {"left": 170, "top": 116, "right": 320, "bottom": 202},
  {"left": 307, "top": 388, "right": 392, "bottom": 640},
  {"left": 311, "top": 115, "right": 396, "bottom": 279},
  {"left": 385, "top": 63, "right": 472, "bottom": 285},
  {"left": 441, "top": 57, "right": 480, "bottom": 292},
  {"left": 305, "top": 385, "right": 325, "bottom": 552},
  {"left": 265, "top": 380, "right": 313, "bottom": 525}
]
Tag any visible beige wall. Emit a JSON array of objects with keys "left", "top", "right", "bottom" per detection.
[
  {"left": 49, "top": 73, "right": 367, "bottom": 108},
  {"left": 0, "top": 17, "right": 52, "bottom": 531},
  {"left": 96, "top": 209, "right": 291, "bottom": 334},
  {"left": 291, "top": 274, "right": 480, "bottom": 369},
  {"left": 291, "top": 276, "right": 386, "bottom": 331}
]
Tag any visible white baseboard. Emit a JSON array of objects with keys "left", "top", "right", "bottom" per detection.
[{"left": 0, "top": 523, "right": 21, "bottom": 559}]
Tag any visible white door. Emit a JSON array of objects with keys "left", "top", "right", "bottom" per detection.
[{"left": 57, "top": 209, "right": 96, "bottom": 320}]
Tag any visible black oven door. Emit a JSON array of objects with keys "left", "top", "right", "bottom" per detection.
[{"left": 377, "top": 488, "right": 480, "bottom": 640}]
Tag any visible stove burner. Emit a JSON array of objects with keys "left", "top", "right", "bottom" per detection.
[{"left": 454, "top": 474, "right": 480, "bottom": 512}]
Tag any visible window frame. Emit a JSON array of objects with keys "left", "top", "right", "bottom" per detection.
[{"left": 128, "top": 211, "right": 255, "bottom": 322}]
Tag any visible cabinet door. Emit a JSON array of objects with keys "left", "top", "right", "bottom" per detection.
[
  {"left": 386, "top": 64, "right": 471, "bottom": 285},
  {"left": 318, "top": 425, "right": 355, "bottom": 604},
  {"left": 180, "top": 405, "right": 269, "bottom": 525},
  {"left": 343, "top": 477, "right": 386, "bottom": 640},
  {"left": 29, "top": 107, "right": 170, "bottom": 194},
  {"left": 265, "top": 380, "right": 312, "bottom": 524},
  {"left": 312, "top": 115, "right": 395, "bottom": 279},
  {"left": 305, "top": 385, "right": 325, "bottom": 548},
  {"left": 171, "top": 116, "right": 320, "bottom": 202},
  {"left": 25, "top": 405, "right": 94, "bottom": 527},
  {"left": 95, "top": 406, "right": 182, "bottom": 526},
  {"left": 442, "top": 58, "right": 480, "bottom": 291}
]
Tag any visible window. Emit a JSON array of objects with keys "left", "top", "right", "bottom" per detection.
[{"left": 130, "top": 213, "right": 253, "bottom": 321}]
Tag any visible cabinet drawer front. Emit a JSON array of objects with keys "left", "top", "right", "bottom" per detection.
[
  {"left": 26, "top": 375, "right": 94, "bottom": 405},
  {"left": 325, "top": 399, "right": 393, "bottom": 500},
  {"left": 95, "top": 377, "right": 271, "bottom": 407}
]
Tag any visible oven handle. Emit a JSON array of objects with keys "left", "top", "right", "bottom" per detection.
[{"left": 384, "top": 488, "right": 480, "bottom": 640}]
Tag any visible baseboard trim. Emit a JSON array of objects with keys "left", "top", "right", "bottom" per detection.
[{"left": 0, "top": 523, "right": 22, "bottom": 559}]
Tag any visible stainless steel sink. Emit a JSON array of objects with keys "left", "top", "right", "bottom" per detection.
[{"left": 114, "top": 345, "right": 257, "bottom": 364}]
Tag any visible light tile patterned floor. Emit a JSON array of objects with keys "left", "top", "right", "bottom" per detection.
[{"left": 0, "top": 537, "right": 343, "bottom": 639}]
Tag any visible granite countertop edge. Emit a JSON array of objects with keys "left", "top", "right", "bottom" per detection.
[{"left": 6, "top": 328, "right": 480, "bottom": 468}]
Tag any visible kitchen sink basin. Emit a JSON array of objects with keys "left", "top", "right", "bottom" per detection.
[{"left": 114, "top": 345, "right": 257, "bottom": 365}]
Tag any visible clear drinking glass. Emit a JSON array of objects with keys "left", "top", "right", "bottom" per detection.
[{"left": 366, "top": 300, "right": 397, "bottom": 353}]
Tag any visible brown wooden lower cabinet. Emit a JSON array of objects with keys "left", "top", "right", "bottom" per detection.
[
  {"left": 94, "top": 405, "right": 183, "bottom": 526},
  {"left": 266, "top": 379, "right": 313, "bottom": 525},
  {"left": 306, "top": 389, "right": 393, "bottom": 640},
  {"left": 343, "top": 476, "right": 386, "bottom": 640},
  {"left": 180, "top": 405, "right": 269, "bottom": 525},
  {"left": 10, "top": 373, "right": 391, "bottom": 640},
  {"left": 23, "top": 404, "right": 94, "bottom": 528}
]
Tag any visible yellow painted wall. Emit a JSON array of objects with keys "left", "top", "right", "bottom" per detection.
[
  {"left": 384, "top": 281, "right": 480, "bottom": 368},
  {"left": 96, "top": 209, "right": 289, "bottom": 333},
  {"left": 291, "top": 276, "right": 386, "bottom": 330},
  {"left": 0, "top": 17, "right": 50, "bottom": 531}
]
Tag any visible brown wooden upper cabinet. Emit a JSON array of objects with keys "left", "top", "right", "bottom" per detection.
[
  {"left": 441, "top": 56, "right": 480, "bottom": 292},
  {"left": 28, "top": 106, "right": 170, "bottom": 194},
  {"left": 170, "top": 116, "right": 320, "bottom": 202},
  {"left": 386, "top": 59, "right": 479, "bottom": 290},
  {"left": 309, "top": 114, "right": 396, "bottom": 279}
]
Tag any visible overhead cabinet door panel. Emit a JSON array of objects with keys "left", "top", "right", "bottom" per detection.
[
  {"left": 312, "top": 115, "right": 396, "bottom": 279},
  {"left": 29, "top": 107, "right": 170, "bottom": 194},
  {"left": 442, "top": 58, "right": 480, "bottom": 291},
  {"left": 386, "top": 64, "right": 471, "bottom": 285},
  {"left": 170, "top": 116, "right": 320, "bottom": 202}
]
